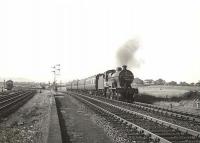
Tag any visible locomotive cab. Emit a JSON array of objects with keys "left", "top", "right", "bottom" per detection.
[{"left": 104, "top": 69, "right": 115, "bottom": 88}]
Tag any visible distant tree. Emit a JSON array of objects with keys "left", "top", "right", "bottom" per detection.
[
  {"left": 190, "top": 83, "right": 195, "bottom": 86},
  {"left": 155, "top": 78, "right": 166, "bottom": 85},
  {"left": 179, "top": 81, "right": 189, "bottom": 86},
  {"left": 133, "top": 78, "right": 144, "bottom": 85},
  {"left": 195, "top": 81, "right": 200, "bottom": 86},
  {"left": 168, "top": 81, "right": 177, "bottom": 86}
]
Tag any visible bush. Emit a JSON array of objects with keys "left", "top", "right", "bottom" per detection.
[
  {"left": 134, "top": 93, "right": 165, "bottom": 104},
  {"left": 134, "top": 91, "right": 200, "bottom": 104}
]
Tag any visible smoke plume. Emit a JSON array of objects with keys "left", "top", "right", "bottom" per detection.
[{"left": 116, "top": 39, "right": 140, "bottom": 68}]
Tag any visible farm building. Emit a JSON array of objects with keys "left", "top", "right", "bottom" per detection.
[{"left": 144, "top": 79, "right": 155, "bottom": 85}]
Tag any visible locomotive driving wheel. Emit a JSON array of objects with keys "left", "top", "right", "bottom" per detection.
[
  {"left": 106, "top": 89, "right": 112, "bottom": 99},
  {"left": 116, "top": 92, "right": 122, "bottom": 101}
]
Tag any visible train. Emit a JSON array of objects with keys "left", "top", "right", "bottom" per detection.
[
  {"left": 5, "top": 80, "right": 14, "bottom": 90},
  {"left": 66, "top": 65, "right": 138, "bottom": 102}
]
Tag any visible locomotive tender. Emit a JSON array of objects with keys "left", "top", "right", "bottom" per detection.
[{"left": 66, "top": 65, "right": 138, "bottom": 102}]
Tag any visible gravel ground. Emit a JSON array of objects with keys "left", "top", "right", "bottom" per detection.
[
  {"left": 0, "top": 90, "right": 52, "bottom": 143},
  {"left": 56, "top": 93, "right": 134, "bottom": 143}
]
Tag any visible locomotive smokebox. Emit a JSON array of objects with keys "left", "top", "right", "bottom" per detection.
[
  {"left": 111, "top": 65, "right": 134, "bottom": 88},
  {"left": 122, "top": 65, "right": 127, "bottom": 70}
]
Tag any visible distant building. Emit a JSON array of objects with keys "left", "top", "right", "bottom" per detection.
[{"left": 144, "top": 79, "right": 154, "bottom": 85}]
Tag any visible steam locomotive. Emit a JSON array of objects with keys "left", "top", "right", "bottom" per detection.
[
  {"left": 66, "top": 65, "right": 138, "bottom": 102},
  {"left": 5, "top": 80, "right": 14, "bottom": 90}
]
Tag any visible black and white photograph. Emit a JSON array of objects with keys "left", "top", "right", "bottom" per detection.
[{"left": 0, "top": 0, "right": 200, "bottom": 143}]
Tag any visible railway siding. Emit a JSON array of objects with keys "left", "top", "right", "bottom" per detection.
[
  {"left": 0, "top": 90, "right": 59, "bottom": 143},
  {"left": 0, "top": 90, "right": 36, "bottom": 119}
]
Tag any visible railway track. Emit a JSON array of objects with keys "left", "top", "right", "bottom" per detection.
[
  {"left": 0, "top": 90, "right": 25, "bottom": 100},
  {"left": 133, "top": 101, "right": 200, "bottom": 119},
  {"left": 0, "top": 90, "right": 36, "bottom": 120},
  {"left": 67, "top": 92, "right": 200, "bottom": 143},
  {"left": 73, "top": 92, "right": 200, "bottom": 133}
]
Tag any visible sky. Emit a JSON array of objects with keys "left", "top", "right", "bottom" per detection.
[{"left": 0, "top": 0, "right": 200, "bottom": 83}]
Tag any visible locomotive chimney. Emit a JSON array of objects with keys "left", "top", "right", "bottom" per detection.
[{"left": 122, "top": 65, "right": 127, "bottom": 70}]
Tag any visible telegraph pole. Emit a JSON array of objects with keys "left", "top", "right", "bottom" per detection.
[{"left": 51, "top": 64, "right": 60, "bottom": 91}]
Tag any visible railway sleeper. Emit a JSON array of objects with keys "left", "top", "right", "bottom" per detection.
[
  {"left": 158, "top": 133, "right": 185, "bottom": 137},
  {"left": 151, "top": 129, "right": 177, "bottom": 133},
  {"left": 128, "top": 136, "right": 147, "bottom": 142},
  {"left": 165, "top": 136, "right": 198, "bottom": 142}
]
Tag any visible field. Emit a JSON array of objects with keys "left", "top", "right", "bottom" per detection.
[
  {"left": 137, "top": 85, "right": 200, "bottom": 97},
  {"left": 135, "top": 85, "right": 200, "bottom": 112}
]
